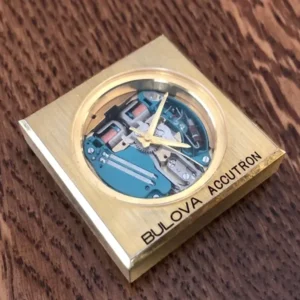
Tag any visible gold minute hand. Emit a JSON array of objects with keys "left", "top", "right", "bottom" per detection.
[
  {"left": 149, "top": 136, "right": 191, "bottom": 148},
  {"left": 147, "top": 92, "right": 169, "bottom": 137},
  {"left": 129, "top": 126, "right": 146, "bottom": 136},
  {"left": 164, "top": 145, "right": 204, "bottom": 170},
  {"left": 130, "top": 127, "right": 190, "bottom": 149},
  {"left": 129, "top": 127, "right": 149, "bottom": 148}
]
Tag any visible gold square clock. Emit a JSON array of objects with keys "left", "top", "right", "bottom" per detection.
[{"left": 19, "top": 36, "right": 285, "bottom": 282}]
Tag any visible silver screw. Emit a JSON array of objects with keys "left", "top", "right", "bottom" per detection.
[
  {"left": 102, "top": 152, "right": 109, "bottom": 158},
  {"left": 182, "top": 173, "right": 190, "bottom": 181},
  {"left": 203, "top": 156, "right": 210, "bottom": 163},
  {"left": 88, "top": 147, "right": 94, "bottom": 154},
  {"left": 168, "top": 159, "right": 176, "bottom": 168}
]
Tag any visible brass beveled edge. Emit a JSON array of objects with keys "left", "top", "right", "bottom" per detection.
[
  {"left": 18, "top": 119, "right": 132, "bottom": 271},
  {"left": 129, "top": 147, "right": 286, "bottom": 268}
]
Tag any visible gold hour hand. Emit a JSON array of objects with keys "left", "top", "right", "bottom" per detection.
[
  {"left": 129, "top": 127, "right": 149, "bottom": 148},
  {"left": 150, "top": 136, "right": 191, "bottom": 148},
  {"left": 130, "top": 126, "right": 190, "bottom": 149},
  {"left": 129, "top": 126, "right": 145, "bottom": 137},
  {"left": 147, "top": 92, "right": 169, "bottom": 137}
]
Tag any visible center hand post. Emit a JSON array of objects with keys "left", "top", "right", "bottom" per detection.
[{"left": 129, "top": 92, "right": 191, "bottom": 149}]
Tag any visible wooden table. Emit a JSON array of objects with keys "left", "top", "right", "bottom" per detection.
[{"left": 1, "top": 1, "right": 299, "bottom": 299}]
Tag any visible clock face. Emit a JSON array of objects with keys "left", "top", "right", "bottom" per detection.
[{"left": 83, "top": 90, "right": 212, "bottom": 199}]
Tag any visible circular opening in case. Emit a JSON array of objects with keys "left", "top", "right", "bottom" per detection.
[{"left": 72, "top": 68, "right": 227, "bottom": 205}]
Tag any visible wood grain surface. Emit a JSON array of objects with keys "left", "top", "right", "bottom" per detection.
[{"left": 1, "top": 0, "right": 300, "bottom": 299}]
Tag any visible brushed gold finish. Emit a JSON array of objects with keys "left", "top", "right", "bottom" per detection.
[{"left": 19, "top": 36, "right": 285, "bottom": 282}]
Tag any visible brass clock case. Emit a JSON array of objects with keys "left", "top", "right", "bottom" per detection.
[{"left": 19, "top": 36, "right": 285, "bottom": 282}]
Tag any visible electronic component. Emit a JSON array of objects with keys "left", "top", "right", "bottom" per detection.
[
  {"left": 151, "top": 150, "right": 201, "bottom": 191},
  {"left": 120, "top": 99, "right": 150, "bottom": 127},
  {"left": 186, "top": 116, "right": 204, "bottom": 148},
  {"left": 132, "top": 103, "right": 148, "bottom": 118},
  {"left": 84, "top": 91, "right": 211, "bottom": 198},
  {"left": 96, "top": 120, "right": 126, "bottom": 149},
  {"left": 166, "top": 154, "right": 199, "bottom": 186}
]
